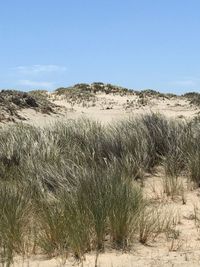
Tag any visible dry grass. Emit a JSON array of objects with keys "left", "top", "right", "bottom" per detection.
[
  {"left": 0, "top": 90, "right": 57, "bottom": 122},
  {"left": 0, "top": 113, "right": 199, "bottom": 265}
]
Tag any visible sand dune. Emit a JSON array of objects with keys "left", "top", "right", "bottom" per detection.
[{"left": 17, "top": 92, "right": 200, "bottom": 127}]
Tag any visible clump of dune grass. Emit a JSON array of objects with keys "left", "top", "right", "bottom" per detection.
[
  {"left": 110, "top": 117, "right": 149, "bottom": 177},
  {"left": 108, "top": 172, "right": 143, "bottom": 248},
  {"left": 163, "top": 120, "right": 191, "bottom": 178},
  {"left": 36, "top": 195, "right": 69, "bottom": 258},
  {"left": 162, "top": 175, "right": 186, "bottom": 203},
  {"left": 76, "top": 165, "right": 110, "bottom": 251},
  {"left": 187, "top": 148, "right": 200, "bottom": 187},
  {"left": 61, "top": 192, "right": 91, "bottom": 261},
  {"left": 140, "top": 113, "right": 170, "bottom": 169},
  {"left": 0, "top": 184, "right": 32, "bottom": 266},
  {"left": 138, "top": 204, "right": 178, "bottom": 244},
  {"left": 185, "top": 118, "right": 200, "bottom": 187}
]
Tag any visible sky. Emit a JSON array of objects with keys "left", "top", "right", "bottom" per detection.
[{"left": 0, "top": 0, "right": 200, "bottom": 94}]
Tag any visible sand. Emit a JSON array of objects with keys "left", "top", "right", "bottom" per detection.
[{"left": 17, "top": 93, "right": 199, "bottom": 127}]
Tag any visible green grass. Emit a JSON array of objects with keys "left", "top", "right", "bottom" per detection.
[{"left": 0, "top": 184, "right": 32, "bottom": 266}]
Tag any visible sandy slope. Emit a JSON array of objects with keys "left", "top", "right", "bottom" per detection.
[{"left": 17, "top": 93, "right": 199, "bottom": 127}]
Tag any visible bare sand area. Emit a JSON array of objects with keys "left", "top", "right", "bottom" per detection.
[{"left": 18, "top": 92, "right": 200, "bottom": 126}]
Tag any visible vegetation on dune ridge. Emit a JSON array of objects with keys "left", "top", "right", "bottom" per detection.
[
  {"left": 0, "top": 84, "right": 199, "bottom": 124},
  {"left": 53, "top": 83, "right": 181, "bottom": 109},
  {"left": 0, "top": 89, "right": 57, "bottom": 122},
  {"left": 53, "top": 82, "right": 200, "bottom": 109},
  {"left": 54, "top": 83, "right": 182, "bottom": 98},
  {"left": 54, "top": 83, "right": 172, "bottom": 100},
  {"left": 55, "top": 83, "right": 130, "bottom": 95},
  {"left": 0, "top": 113, "right": 199, "bottom": 265},
  {"left": 183, "top": 92, "right": 200, "bottom": 107}
]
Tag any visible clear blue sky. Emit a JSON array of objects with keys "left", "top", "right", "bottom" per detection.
[{"left": 0, "top": 0, "right": 200, "bottom": 94}]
